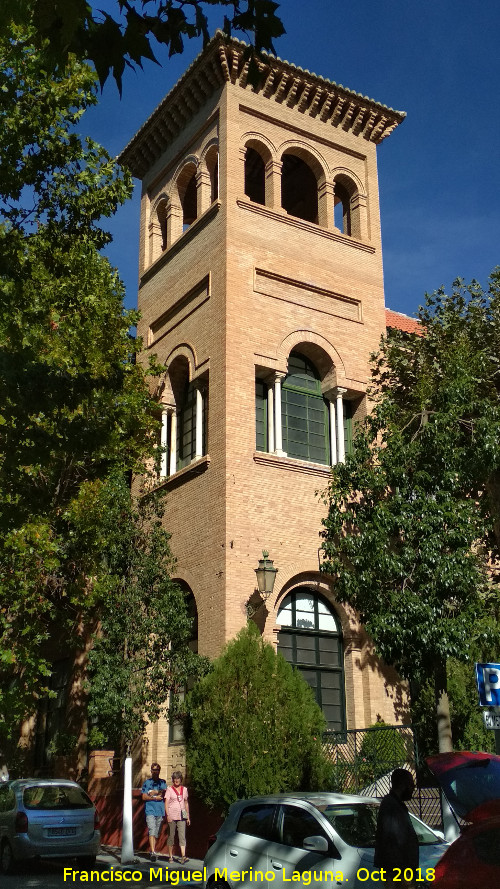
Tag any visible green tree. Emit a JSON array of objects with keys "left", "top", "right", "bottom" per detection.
[
  {"left": 321, "top": 273, "right": 500, "bottom": 753},
  {"left": 78, "top": 476, "right": 209, "bottom": 747},
  {"left": 1, "top": 1, "right": 285, "bottom": 91},
  {"left": 0, "top": 27, "right": 167, "bottom": 738},
  {"left": 186, "top": 622, "right": 329, "bottom": 811}
]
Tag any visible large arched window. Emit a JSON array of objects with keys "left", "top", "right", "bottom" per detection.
[
  {"left": 281, "top": 352, "right": 329, "bottom": 464},
  {"left": 277, "top": 588, "right": 345, "bottom": 731}
]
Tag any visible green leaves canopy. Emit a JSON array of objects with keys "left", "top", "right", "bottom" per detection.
[
  {"left": 1, "top": 1, "right": 285, "bottom": 91},
  {"left": 321, "top": 273, "right": 500, "bottom": 698},
  {"left": 0, "top": 28, "right": 169, "bottom": 736}
]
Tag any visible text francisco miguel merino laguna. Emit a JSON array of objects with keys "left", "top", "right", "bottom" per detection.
[{"left": 63, "top": 866, "right": 436, "bottom": 883}]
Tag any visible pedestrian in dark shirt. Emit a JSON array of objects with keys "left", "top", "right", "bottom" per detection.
[{"left": 374, "top": 768, "right": 419, "bottom": 886}]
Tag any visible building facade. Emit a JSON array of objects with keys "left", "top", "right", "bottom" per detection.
[{"left": 120, "top": 33, "right": 407, "bottom": 775}]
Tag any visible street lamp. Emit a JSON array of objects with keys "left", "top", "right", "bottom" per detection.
[{"left": 254, "top": 550, "right": 278, "bottom": 600}]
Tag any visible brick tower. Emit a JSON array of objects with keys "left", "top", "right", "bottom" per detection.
[{"left": 120, "top": 32, "right": 406, "bottom": 772}]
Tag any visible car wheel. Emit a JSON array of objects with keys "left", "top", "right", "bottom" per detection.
[
  {"left": 0, "top": 840, "right": 16, "bottom": 875},
  {"left": 207, "top": 877, "right": 230, "bottom": 889}
]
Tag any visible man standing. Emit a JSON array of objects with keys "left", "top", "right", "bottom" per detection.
[
  {"left": 374, "top": 768, "right": 419, "bottom": 886},
  {"left": 141, "top": 763, "right": 167, "bottom": 862}
]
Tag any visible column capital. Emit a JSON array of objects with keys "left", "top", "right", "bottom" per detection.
[
  {"left": 334, "top": 387, "right": 348, "bottom": 397},
  {"left": 273, "top": 371, "right": 286, "bottom": 383}
]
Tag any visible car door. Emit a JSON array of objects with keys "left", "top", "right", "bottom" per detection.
[
  {"left": 265, "top": 803, "right": 346, "bottom": 889},
  {"left": 224, "top": 803, "right": 278, "bottom": 888}
]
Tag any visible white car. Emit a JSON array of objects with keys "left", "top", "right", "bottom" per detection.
[
  {"left": 0, "top": 779, "right": 100, "bottom": 874},
  {"left": 204, "top": 793, "right": 447, "bottom": 889}
]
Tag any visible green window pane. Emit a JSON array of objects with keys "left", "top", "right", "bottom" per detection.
[{"left": 255, "top": 380, "right": 267, "bottom": 451}]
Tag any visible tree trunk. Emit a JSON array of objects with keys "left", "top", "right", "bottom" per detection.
[{"left": 434, "top": 659, "right": 453, "bottom": 753}]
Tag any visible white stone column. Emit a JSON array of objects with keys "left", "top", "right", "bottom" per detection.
[
  {"left": 267, "top": 384, "right": 274, "bottom": 453},
  {"left": 195, "top": 384, "right": 204, "bottom": 459},
  {"left": 169, "top": 410, "right": 177, "bottom": 476},
  {"left": 274, "top": 372, "right": 286, "bottom": 456},
  {"left": 329, "top": 399, "right": 337, "bottom": 466},
  {"left": 335, "top": 388, "right": 347, "bottom": 463},
  {"left": 160, "top": 409, "right": 169, "bottom": 478}
]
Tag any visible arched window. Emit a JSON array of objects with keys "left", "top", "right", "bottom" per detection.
[
  {"left": 205, "top": 145, "right": 219, "bottom": 202},
  {"left": 282, "top": 352, "right": 329, "bottom": 464},
  {"left": 281, "top": 153, "right": 318, "bottom": 223},
  {"left": 277, "top": 588, "right": 345, "bottom": 732},
  {"left": 334, "top": 181, "right": 352, "bottom": 235},
  {"left": 245, "top": 147, "right": 266, "bottom": 205}
]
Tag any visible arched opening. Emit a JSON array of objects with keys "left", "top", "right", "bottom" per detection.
[
  {"left": 157, "top": 199, "right": 168, "bottom": 251},
  {"left": 277, "top": 587, "right": 346, "bottom": 732},
  {"left": 169, "top": 356, "right": 195, "bottom": 471},
  {"left": 177, "top": 164, "right": 198, "bottom": 231},
  {"left": 205, "top": 145, "right": 219, "bottom": 202},
  {"left": 244, "top": 146, "right": 266, "bottom": 205},
  {"left": 169, "top": 583, "right": 199, "bottom": 743},
  {"left": 281, "top": 351, "right": 329, "bottom": 464},
  {"left": 281, "top": 153, "right": 319, "bottom": 223},
  {"left": 334, "top": 180, "right": 352, "bottom": 235}
]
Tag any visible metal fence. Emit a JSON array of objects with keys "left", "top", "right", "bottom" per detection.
[{"left": 323, "top": 725, "right": 442, "bottom": 829}]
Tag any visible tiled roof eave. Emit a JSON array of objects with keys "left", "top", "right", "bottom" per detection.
[{"left": 119, "top": 31, "right": 406, "bottom": 178}]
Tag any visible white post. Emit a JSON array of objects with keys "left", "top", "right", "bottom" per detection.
[
  {"left": 121, "top": 754, "right": 134, "bottom": 864},
  {"left": 195, "top": 385, "right": 203, "bottom": 459},
  {"left": 329, "top": 399, "right": 337, "bottom": 465},
  {"left": 274, "top": 373, "right": 286, "bottom": 456},
  {"left": 160, "top": 410, "right": 168, "bottom": 478},
  {"left": 267, "top": 384, "right": 274, "bottom": 453},
  {"left": 169, "top": 411, "right": 177, "bottom": 476},
  {"left": 335, "top": 388, "right": 347, "bottom": 463}
]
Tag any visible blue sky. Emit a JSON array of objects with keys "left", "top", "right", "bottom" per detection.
[{"left": 85, "top": 0, "right": 500, "bottom": 316}]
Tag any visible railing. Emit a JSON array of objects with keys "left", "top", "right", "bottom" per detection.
[{"left": 323, "top": 725, "right": 442, "bottom": 829}]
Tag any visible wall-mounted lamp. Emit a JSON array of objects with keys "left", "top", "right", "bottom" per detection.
[{"left": 246, "top": 551, "right": 278, "bottom": 619}]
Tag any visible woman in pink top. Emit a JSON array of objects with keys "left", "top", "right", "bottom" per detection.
[{"left": 165, "top": 771, "right": 190, "bottom": 863}]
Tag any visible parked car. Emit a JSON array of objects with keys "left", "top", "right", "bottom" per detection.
[
  {"left": 427, "top": 751, "right": 500, "bottom": 888},
  {"left": 204, "top": 792, "right": 447, "bottom": 889},
  {"left": 0, "top": 778, "right": 100, "bottom": 874}
]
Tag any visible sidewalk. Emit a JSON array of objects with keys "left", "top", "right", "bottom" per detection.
[{"left": 98, "top": 845, "right": 205, "bottom": 877}]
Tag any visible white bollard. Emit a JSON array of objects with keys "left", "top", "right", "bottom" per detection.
[{"left": 121, "top": 755, "right": 134, "bottom": 864}]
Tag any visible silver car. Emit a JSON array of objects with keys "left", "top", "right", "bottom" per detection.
[
  {"left": 0, "top": 778, "right": 100, "bottom": 874},
  {"left": 204, "top": 793, "right": 448, "bottom": 889}
]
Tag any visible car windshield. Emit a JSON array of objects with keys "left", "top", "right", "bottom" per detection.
[
  {"left": 434, "top": 758, "right": 500, "bottom": 819},
  {"left": 313, "top": 803, "right": 440, "bottom": 848},
  {"left": 23, "top": 785, "right": 93, "bottom": 810}
]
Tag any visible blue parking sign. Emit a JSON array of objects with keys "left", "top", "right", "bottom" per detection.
[{"left": 476, "top": 663, "right": 500, "bottom": 707}]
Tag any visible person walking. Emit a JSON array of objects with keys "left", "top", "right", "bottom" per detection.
[
  {"left": 141, "top": 763, "right": 167, "bottom": 862},
  {"left": 374, "top": 768, "right": 419, "bottom": 886},
  {"left": 165, "top": 771, "right": 190, "bottom": 863}
]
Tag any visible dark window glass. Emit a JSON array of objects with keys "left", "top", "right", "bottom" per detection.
[
  {"left": 281, "top": 805, "right": 328, "bottom": 848},
  {"left": 282, "top": 353, "right": 329, "bottom": 464},
  {"left": 255, "top": 380, "right": 267, "bottom": 451},
  {"left": 23, "top": 785, "right": 93, "bottom": 810},
  {"left": 177, "top": 382, "right": 197, "bottom": 470},
  {"left": 277, "top": 589, "right": 345, "bottom": 732},
  {"left": 0, "top": 786, "right": 15, "bottom": 812},
  {"left": 237, "top": 804, "right": 276, "bottom": 839}
]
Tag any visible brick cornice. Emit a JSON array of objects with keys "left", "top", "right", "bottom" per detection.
[{"left": 120, "top": 32, "right": 406, "bottom": 179}]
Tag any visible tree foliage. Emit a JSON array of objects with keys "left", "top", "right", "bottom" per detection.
[
  {"left": 321, "top": 273, "right": 500, "bottom": 750},
  {"left": 1, "top": 1, "right": 285, "bottom": 92},
  {"left": 0, "top": 26, "right": 177, "bottom": 739},
  {"left": 83, "top": 477, "right": 208, "bottom": 746},
  {"left": 186, "top": 623, "right": 329, "bottom": 811}
]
